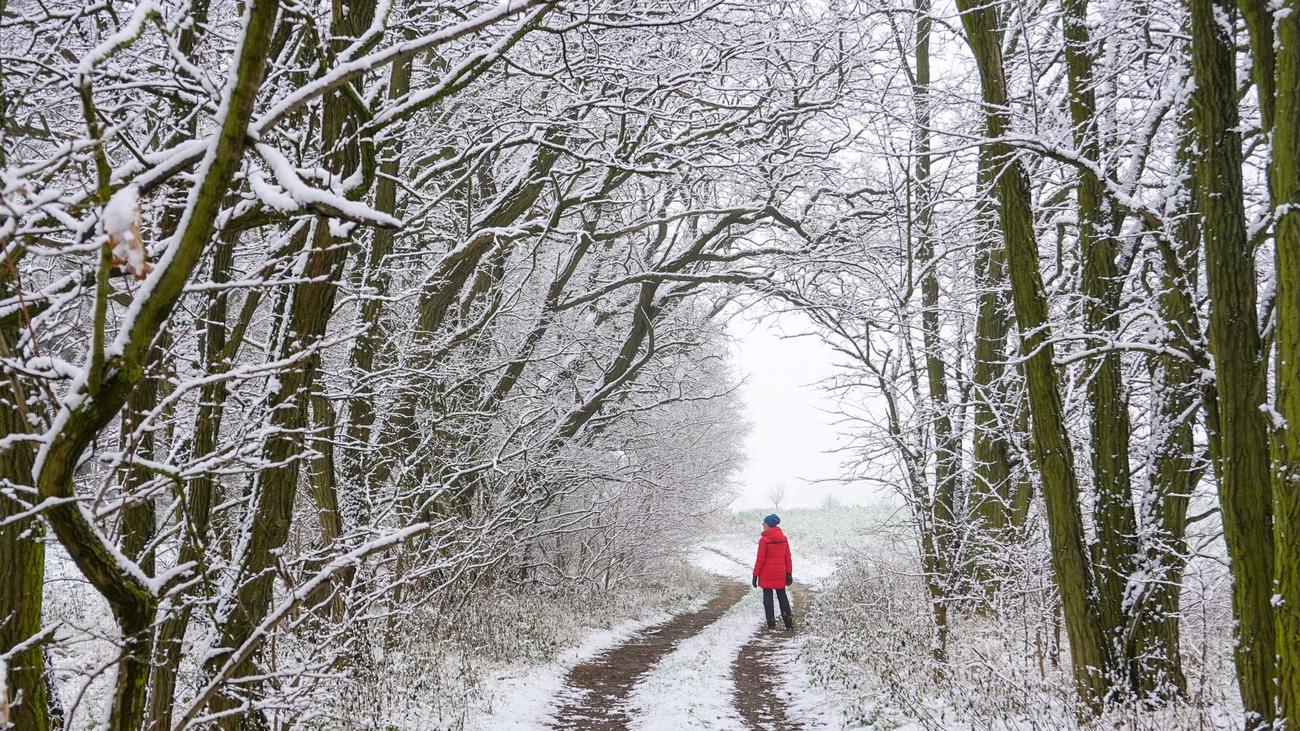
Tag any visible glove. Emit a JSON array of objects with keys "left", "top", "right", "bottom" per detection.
[
  {"left": 752, "top": 576, "right": 758, "bottom": 588},
  {"left": 786, "top": 573, "right": 793, "bottom": 587}
]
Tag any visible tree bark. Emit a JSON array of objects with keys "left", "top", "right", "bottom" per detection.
[
  {"left": 205, "top": 2, "right": 377, "bottom": 721},
  {"left": 0, "top": 327, "right": 49, "bottom": 731},
  {"left": 119, "top": 335, "right": 166, "bottom": 577},
  {"left": 912, "top": 0, "right": 960, "bottom": 586},
  {"left": 1269, "top": 0, "right": 1300, "bottom": 723},
  {"left": 1131, "top": 183, "right": 1203, "bottom": 700},
  {"left": 1188, "top": 0, "right": 1278, "bottom": 724},
  {"left": 1235, "top": 0, "right": 1276, "bottom": 132},
  {"left": 968, "top": 108, "right": 1016, "bottom": 575},
  {"left": 955, "top": 0, "right": 1113, "bottom": 709},
  {"left": 1061, "top": 0, "right": 1140, "bottom": 678},
  {"left": 343, "top": 53, "right": 413, "bottom": 519},
  {"left": 146, "top": 227, "right": 239, "bottom": 730},
  {"left": 906, "top": 3, "right": 959, "bottom": 663}
]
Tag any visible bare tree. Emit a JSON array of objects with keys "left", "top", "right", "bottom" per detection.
[{"left": 767, "top": 483, "right": 789, "bottom": 512}]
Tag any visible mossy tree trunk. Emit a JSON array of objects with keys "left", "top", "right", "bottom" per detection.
[
  {"left": 907, "top": 0, "right": 958, "bottom": 651},
  {"left": 1060, "top": 0, "right": 1140, "bottom": 684},
  {"left": 1129, "top": 118, "right": 1204, "bottom": 700},
  {"left": 1187, "top": 0, "right": 1278, "bottom": 724},
  {"left": 118, "top": 334, "right": 166, "bottom": 577},
  {"left": 1190, "top": 0, "right": 1279, "bottom": 717},
  {"left": 146, "top": 228, "right": 239, "bottom": 730},
  {"left": 1235, "top": 0, "right": 1275, "bottom": 132},
  {"left": 1269, "top": 0, "right": 1300, "bottom": 723},
  {"left": 344, "top": 53, "right": 413, "bottom": 520},
  {"left": 0, "top": 324, "right": 49, "bottom": 731},
  {"left": 206, "top": 1, "right": 378, "bottom": 723},
  {"left": 967, "top": 75, "right": 1017, "bottom": 589},
  {"left": 955, "top": 0, "right": 1113, "bottom": 710}
]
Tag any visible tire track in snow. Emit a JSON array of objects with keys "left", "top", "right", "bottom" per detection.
[
  {"left": 549, "top": 580, "right": 748, "bottom": 730},
  {"left": 731, "top": 585, "right": 810, "bottom": 731}
]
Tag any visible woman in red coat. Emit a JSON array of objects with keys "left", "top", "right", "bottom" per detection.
[{"left": 752, "top": 514, "right": 794, "bottom": 630}]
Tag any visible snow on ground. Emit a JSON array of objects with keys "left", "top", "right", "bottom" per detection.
[
  {"left": 624, "top": 588, "right": 757, "bottom": 730},
  {"left": 773, "top": 640, "right": 883, "bottom": 731},
  {"left": 465, "top": 508, "right": 884, "bottom": 730},
  {"left": 618, "top": 522, "right": 859, "bottom": 729},
  {"left": 467, "top": 610, "right": 680, "bottom": 730}
]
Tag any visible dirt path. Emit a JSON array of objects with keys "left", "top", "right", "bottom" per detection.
[
  {"left": 549, "top": 580, "right": 748, "bottom": 730},
  {"left": 731, "top": 585, "right": 809, "bottom": 731}
]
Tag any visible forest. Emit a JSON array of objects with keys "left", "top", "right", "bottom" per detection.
[{"left": 0, "top": 0, "right": 1297, "bottom": 728}]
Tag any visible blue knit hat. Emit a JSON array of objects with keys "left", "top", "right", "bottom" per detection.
[{"left": 763, "top": 513, "right": 780, "bottom": 527}]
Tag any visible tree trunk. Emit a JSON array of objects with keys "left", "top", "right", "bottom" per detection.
[
  {"left": 206, "top": 1, "right": 378, "bottom": 722},
  {"left": 955, "top": 0, "right": 1112, "bottom": 709},
  {"left": 968, "top": 117, "right": 1016, "bottom": 576},
  {"left": 1131, "top": 223, "right": 1200, "bottom": 699},
  {"left": 1127, "top": 118, "right": 1205, "bottom": 700},
  {"left": 1061, "top": 0, "right": 1140, "bottom": 680},
  {"left": 1187, "top": 0, "right": 1278, "bottom": 724},
  {"left": 1269, "top": 0, "right": 1300, "bottom": 723},
  {"left": 146, "top": 227, "right": 239, "bottom": 730},
  {"left": 119, "top": 335, "right": 166, "bottom": 577},
  {"left": 304, "top": 390, "right": 350, "bottom": 618},
  {"left": 0, "top": 328, "right": 49, "bottom": 731},
  {"left": 1235, "top": 0, "right": 1276, "bottom": 132},
  {"left": 913, "top": 0, "right": 960, "bottom": 584},
  {"left": 343, "top": 53, "right": 413, "bottom": 516}
]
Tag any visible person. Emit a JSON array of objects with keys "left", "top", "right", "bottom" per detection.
[{"left": 752, "top": 513, "right": 794, "bottom": 630}]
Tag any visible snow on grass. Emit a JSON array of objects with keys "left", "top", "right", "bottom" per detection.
[
  {"left": 773, "top": 639, "right": 895, "bottom": 731},
  {"left": 691, "top": 538, "right": 754, "bottom": 579},
  {"left": 699, "top": 504, "right": 885, "bottom": 588},
  {"left": 789, "top": 505, "right": 1244, "bottom": 730}
]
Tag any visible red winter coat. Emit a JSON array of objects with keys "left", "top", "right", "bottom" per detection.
[{"left": 753, "top": 526, "right": 793, "bottom": 589}]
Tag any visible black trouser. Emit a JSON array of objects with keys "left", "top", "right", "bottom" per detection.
[{"left": 762, "top": 587, "right": 792, "bottom": 624}]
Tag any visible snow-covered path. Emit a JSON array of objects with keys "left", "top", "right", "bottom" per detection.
[
  {"left": 470, "top": 535, "right": 857, "bottom": 730},
  {"left": 552, "top": 580, "right": 748, "bottom": 729},
  {"left": 624, "top": 580, "right": 757, "bottom": 730}
]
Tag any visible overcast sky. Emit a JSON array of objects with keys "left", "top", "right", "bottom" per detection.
[{"left": 726, "top": 310, "right": 882, "bottom": 511}]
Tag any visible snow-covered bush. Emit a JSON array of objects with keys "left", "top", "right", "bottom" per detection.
[
  {"left": 324, "top": 564, "right": 717, "bottom": 729},
  {"left": 803, "top": 540, "right": 1241, "bottom": 730}
]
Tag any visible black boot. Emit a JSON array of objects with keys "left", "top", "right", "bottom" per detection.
[
  {"left": 782, "top": 613, "right": 794, "bottom": 631},
  {"left": 766, "top": 619, "right": 776, "bottom": 630}
]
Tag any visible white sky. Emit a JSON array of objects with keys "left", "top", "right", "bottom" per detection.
[{"left": 726, "top": 310, "right": 879, "bottom": 511}]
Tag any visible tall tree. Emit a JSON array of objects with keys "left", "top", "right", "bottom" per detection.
[
  {"left": 966, "top": 44, "right": 1018, "bottom": 581},
  {"left": 903, "top": 0, "right": 959, "bottom": 658},
  {"left": 911, "top": 0, "right": 960, "bottom": 583},
  {"left": 0, "top": 323, "right": 48, "bottom": 731},
  {"left": 0, "top": 16, "right": 49, "bottom": 721},
  {"left": 1187, "top": 0, "right": 1277, "bottom": 724},
  {"left": 1129, "top": 115, "right": 1205, "bottom": 699},
  {"left": 205, "top": 0, "right": 381, "bottom": 719},
  {"left": 1060, "top": 0, "right": 1141, "bottom": 676},
  {"left": 954, "top": 0, "right": 1113, "bottom": 710},
  {"left": 1269, "top": 0, "right": 1300, "bottom": 723}
]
